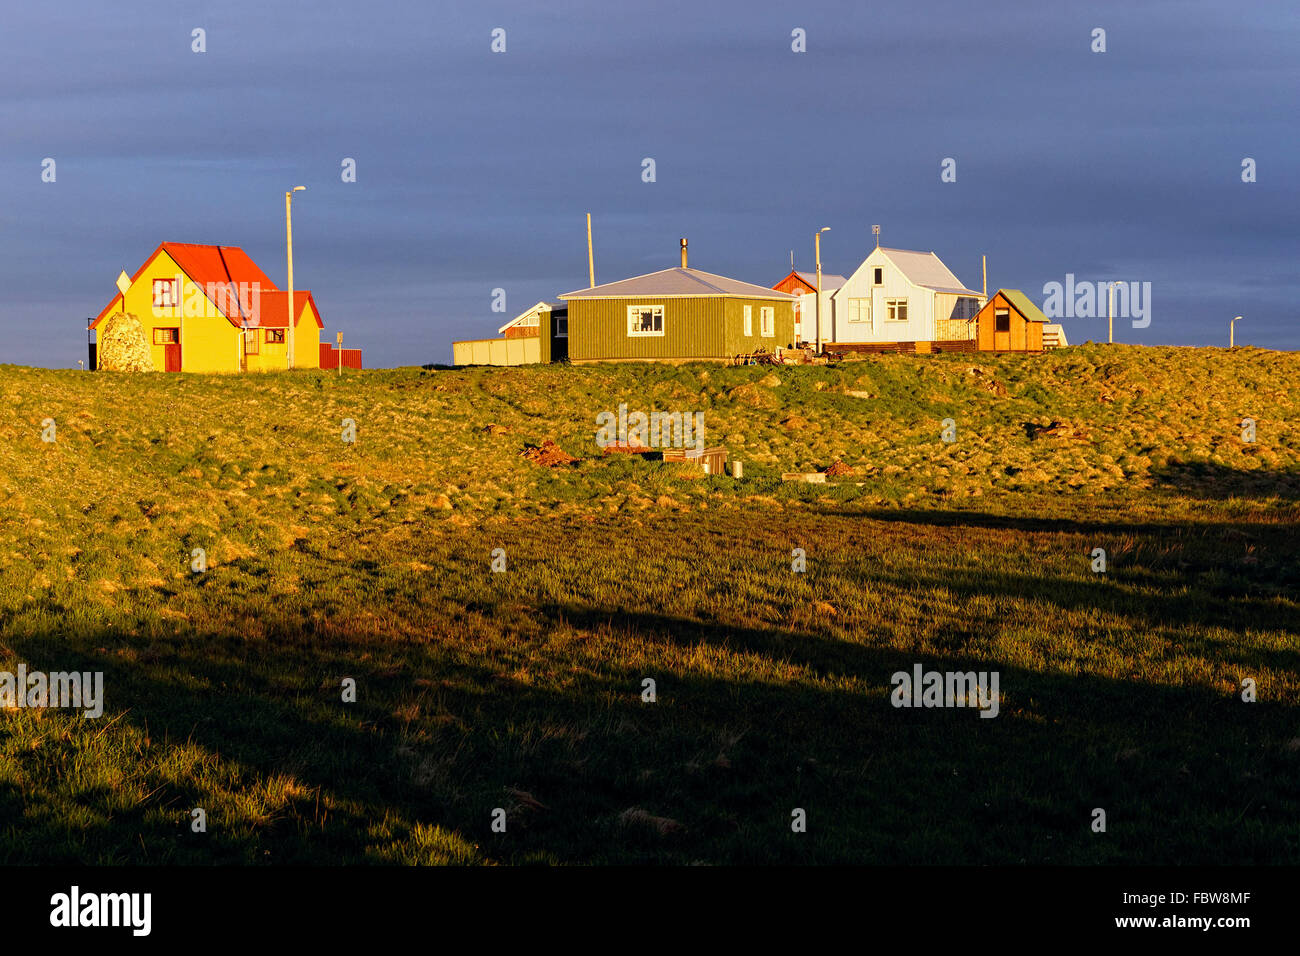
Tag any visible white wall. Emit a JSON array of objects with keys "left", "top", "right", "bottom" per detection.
[
  {"left": 829, "top": 248, "right": 935, "bottom": 343},
  {"left": 794, "top": 290, "right": 837, "bottom": 345}
]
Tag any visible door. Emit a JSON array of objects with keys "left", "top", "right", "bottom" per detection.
[{"left": 154, "top": 327, "right": 182, "bottom": 371}]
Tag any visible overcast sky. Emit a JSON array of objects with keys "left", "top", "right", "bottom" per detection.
[{"left": 3, "top": 0, "right": 1296, "bottom": 367}]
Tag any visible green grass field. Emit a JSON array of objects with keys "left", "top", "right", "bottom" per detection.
[{"left": 1, "top": 344, "right": 1297, "bottom": 864}]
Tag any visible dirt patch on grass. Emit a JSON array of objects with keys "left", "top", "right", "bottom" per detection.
[{"left": 522, "top": 439, "right": 577, "bottom": 467}]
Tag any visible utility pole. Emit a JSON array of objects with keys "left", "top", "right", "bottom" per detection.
[
  {"left": 1231, "top": 315, "right": 1243, "bottom": 348},
  {"left": 586, "top": 213, "right": 595, "bottom": 288},
  {"left": 815, "top": 227, "right": 830, "bottom": 354},
  {"left": 285, "top": 186, "right": 306, "bottom": 369},
  {"left": 1107, "top": 280, "right": 1124, "bottom": 344}
]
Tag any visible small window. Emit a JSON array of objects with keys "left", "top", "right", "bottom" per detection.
[
  {"left": 266, "top": 329, "right": 286, "bottom": 344},
  {"left": 555, "top": 316, "right": 568, "bottom": 338},
  {"left": 848, "top": 297, "right": 870, "bottom": 323},
  {"left": 153, "top": 327, "right": 179, "bottom": 344},
  {"left": 995, "top": 309, "right": 1010, "bottom": 332},
  {"left": 743, "top": 305, "right": 753, "bottom": 336},
  {"left": 152, "top": 278, "right": 177, "bottom": 309},
  {"left": 873, "top": 267, "right": 883, "bottom": 285},
  {"left": 886, "top": 298, "right": 908, "bottom": 322},
  {"left": 244, "top": 328, "right": 259, "bottom": 354},
  {"left": 760, "top": 307, "right": 774, "bottom": 337},
  {"left": 627, "top": 305, "right": 664, "bottom": 337}
]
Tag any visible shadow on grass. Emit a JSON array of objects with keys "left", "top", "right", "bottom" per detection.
[
  {"left": 1150, "top": 459, "right": 1300, "bottom": 500},
  {"left": 4, "top": 594, "right": 1298, "bottom": 866}
]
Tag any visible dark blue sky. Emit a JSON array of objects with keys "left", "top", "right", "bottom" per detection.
[{"left": 4, "top": 0, "right": 1297, "bottom": 367}]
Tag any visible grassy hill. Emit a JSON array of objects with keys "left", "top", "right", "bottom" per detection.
[{"left": 1, "top": 345, "right": 1297, "bottom": 864}]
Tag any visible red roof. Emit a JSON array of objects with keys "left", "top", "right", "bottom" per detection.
[
  {"left": 255, "top": 290, "right": 323, "bottom": 329},
  {"left": 91, "top": 242, "right": 310, "bottom": 329}
]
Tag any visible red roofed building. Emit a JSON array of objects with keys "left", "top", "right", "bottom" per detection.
[{"left": 90, "top": 242, "right": 354, "bottom": 372}]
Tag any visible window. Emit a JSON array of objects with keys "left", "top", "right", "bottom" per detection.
[
  {"left": 555, "top": 316, "right": 568, "bottom": 338},
  {"left": 153, "top": 327, "right": 179, "bottom": 344},
  {"left": 760, "top": 307, "right": 774, "bottom": 337},
  {"left": 266, "top": 329, "right": 286, "bottom": 344},
  {"left": 873, "top": 267, "right": 884, "bottom": 285},
  {"left": 995, "top": 309, "right": 1010, "bottom": 332},
  {"left": 627, "top": 305, "right": 664, "bottom": 337},
  {"left": 847, "top": 297, "right": 871, "bottom": 323},
  {"left": 743, "top": 305, "right": 752, "bottom": 336},
  {"left": 152, "top": 278, "right": 177, "bottom": 309},
  {"left": 886, "top": 298, "right": 908, "bottom": 322},
  {"left": 244, "top": 328, "right": 259, "bottom": 354}
]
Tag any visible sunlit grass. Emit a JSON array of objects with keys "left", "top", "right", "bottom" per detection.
[{"left": 0, "top": 346, "right": 1297, "bottom": 864}]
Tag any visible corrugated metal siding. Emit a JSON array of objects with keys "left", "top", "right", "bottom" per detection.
[
  {"left": 569, "top": 297, "right": 726, "bottom": 361},
  {"left": 723, "top": 298, "right": 796, "bottom": 354}
]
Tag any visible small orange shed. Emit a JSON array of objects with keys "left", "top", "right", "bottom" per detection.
[{"left": 974, "top": 289, "right": 1048, "bottom": 352}]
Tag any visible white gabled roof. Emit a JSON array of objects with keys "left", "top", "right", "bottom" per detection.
[
  {"left": 498, "top": 300, "right": 554, "bottom": 334},
  {"left": 877, "top": 248, "right": 981, "bottom": 296}
]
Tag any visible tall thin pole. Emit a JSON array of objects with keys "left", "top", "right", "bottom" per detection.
[
  {"left": 286, "top": 190, "right": 294, "bottom": 369},
  {"left": 1108, "top": 280, "right": 1123, "bottom": 345},
  {"left": 815, "top": 232, "right": 822, "bottom": 354},
  {"left": 586, "top": 213, "right": 595, "bottom": 288},
  {"left": 1108, "top": 287, "right": 1113, "bottom": 344},
  {"left": 286, "top": 186, "right": 305, "bottom": 369},
  {"left": 982, "top": 255, "right": 987, "bottom": 303}
]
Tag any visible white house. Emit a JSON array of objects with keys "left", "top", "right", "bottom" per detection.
[{"left": 819, "top": 247, "right": 983, "bottom": 346}]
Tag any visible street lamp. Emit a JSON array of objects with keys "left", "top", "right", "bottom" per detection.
[
  {"left": 1231, "top": 315, "right": 1243, "bottom": 348},
  {"left": 285, "top": 186, "right": 306, "bottom": 369},
  {"left": 1107, "top": 280, "right": 1125, "bottom": 344},
  {"left": 815, "top": 227, "right": 830, "bottom": 354}
]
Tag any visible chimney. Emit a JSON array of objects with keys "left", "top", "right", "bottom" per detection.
[{"left": 680, "top": 237, "right": 688, "bottom": 269}]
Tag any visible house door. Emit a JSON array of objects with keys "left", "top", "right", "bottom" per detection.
[
  {"left": 155, "top": 327, "right": 182, "bottom": 371},
  {"left": 993, "top": 309, "right": 1011, "bottom": 351}
]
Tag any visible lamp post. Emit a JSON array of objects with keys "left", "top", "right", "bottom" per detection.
[
  {"left": 1107, "top": 280, "right": 1125, "bottom": 344},
  {"left": 285, "top": 186, "right": 306, "bottom": 369},
  {"left": 1230, "top": 315, "right": 1243, "bottom": 348},
  {"left": 815, "top": 227, "right": 830, "bottom": 354}
]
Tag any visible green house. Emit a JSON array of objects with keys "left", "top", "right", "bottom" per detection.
[{"left": 558, "top": 243, "right": 797, "bottom": 363}]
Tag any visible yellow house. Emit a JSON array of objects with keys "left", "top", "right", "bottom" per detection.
[{"left": 91, "top": 242, "right": 323, "bottom": 372}]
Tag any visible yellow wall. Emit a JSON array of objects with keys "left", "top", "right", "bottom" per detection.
[
  {"left": 244, "top": 302, "right": 321, "bottom": 371},
  {"left": 111, "top": 250, "right": 237, "bottom": 372},
  {"left": 108, "top": 253, "right": 321, "bottom": 372},
  {"left": 295, "top": 302, "right": 321, "bottom": 369}
]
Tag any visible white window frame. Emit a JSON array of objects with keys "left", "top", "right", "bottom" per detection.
[
  {"left": 760, "top": 306, "right": 774, "bottom": 337},
  {"left": 626, "top": 304, "right": 665, "bottom": 337},
  {"left": 873, "top": 267, "right": 884, "bottom": 286},
  {"left": 886, "top": 298, "right": 908, "bottom": 322},
  {"left": 555, "top": 315, "right": 568, "bottom": 338},
  {"left": 743, "top": 305, "right": 752, "bottom": 336},
  {"left": 847, "top": 297, "right": 870, "bottom": 323}
]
